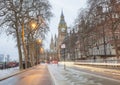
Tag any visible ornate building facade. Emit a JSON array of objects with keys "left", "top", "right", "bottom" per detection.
[{"left": 50, "top": 11, "right": 67, "bottom": 60}]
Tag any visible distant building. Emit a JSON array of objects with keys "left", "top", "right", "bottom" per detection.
[
  {"left": 6, "top": 55, "right": 10, "bottom": 62},
  {"left": 0, "top": 54, "right": 4, "bottom": 62},
  {"left": 0, "top": 54, "right": 11, "bottom": 62}
]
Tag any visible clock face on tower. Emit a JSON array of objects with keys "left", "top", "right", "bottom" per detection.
[{"left": 61, "top": 28, "right": 65, "bottom": 32}]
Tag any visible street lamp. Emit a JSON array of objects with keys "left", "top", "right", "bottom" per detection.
[
  {"left": 29, "top": 19, "right": 38, "bottom": 65},
  {"left": 40, "top": 47, "right": 44, "bottom": 62},
  {"left": 21, "top": 19, "right": 39, "bottom": 69},
  {"left": 76, "top": 48, "right": 78, "bottom": 61},
  {"left": 36, "top": 39, "right": 42, "bottom": 65},
  {"left": 21, "top": 15, "right": 44, "bottom": 69},
  {"left": 61, "top": 43, "right": 66, "bottom": 70},
  {"left": 29, "top": 19, "right": 38, "bottom": 31}
]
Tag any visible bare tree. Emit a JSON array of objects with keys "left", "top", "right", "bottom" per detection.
[
  {"left": 95, "top": 0, "right": 120, "bottom": 61},
  {"left": 76, "top": 0, "right": 120, "bottom": 62},
  {"left": 0, "top": 0, "right": 53, "bottom": 69}
]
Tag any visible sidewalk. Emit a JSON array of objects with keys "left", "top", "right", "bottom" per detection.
[
  {"left": 0, "top": 64, "right": 54, "bottom": 85},
  {"left": 0, "top": 66, "right": 35, "bottom": 81},
  {"left": 0, "top": 67, "right": 20, "bottom": 81}
]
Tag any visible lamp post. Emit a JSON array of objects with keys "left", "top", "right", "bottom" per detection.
[
  {"left": 21, "top": 16, "right": 44, "bottom": 68},
  {"left": 76, "top": 48, "right": 78, "bottom": 61},
  {"left": 27, "top": 20, "right": 38, "bottom": 66},
  {"left": 61, "top": 43, "right": 66, "bottom": 70},
  {"left": 36, "top": 39, "right": 42, "bottom": 65},
  {"left": 40, "top": 47, "right": 44, "bottom": 63},
  {"left": 22, "top": 19, "right": 39, "bottom": 68},
  {"left": 21, "top": 19, "right": 38, "bottom": 69}
]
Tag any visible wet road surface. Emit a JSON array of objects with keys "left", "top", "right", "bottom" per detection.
[{"left": 0, "top": 65, "right": 53, "bottom": 85}]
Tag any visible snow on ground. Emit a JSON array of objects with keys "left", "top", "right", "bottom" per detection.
[
  {"left": 0, "top": 67, "right": 19, "bottom": 78},
  {"left": 48, "top": 64, "right": 102, "bottom": 85},
  {"left": 48, "top": 64, "right": 120, "bottom": 85}
]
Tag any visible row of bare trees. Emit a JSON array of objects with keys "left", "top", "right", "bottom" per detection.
[
  {"left": 65, "top": 0, "right": 120, "bottom": 61},
  {"left": 0, "top": 0, "right": 52, "bottom": 69}
]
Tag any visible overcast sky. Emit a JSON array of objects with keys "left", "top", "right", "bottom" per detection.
[
  {"left": 0, "top": 0, "right": 87, "bottom": 60},
  {"left": 44, "top": 0, "right": 87, "bottom": 49}
]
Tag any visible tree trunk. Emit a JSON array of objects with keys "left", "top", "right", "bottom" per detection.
[
  {"left": 112, "top": 31, "right": 119, "bottom": 62},
  {"left": 16, "top": 28, "right": 23, "bottom": 70},
  {"left": 29, "top": 35, "right": 35, "bottom": 67},
  {"left": 22, "top": 22, "right": 28, "bottom": 69}
]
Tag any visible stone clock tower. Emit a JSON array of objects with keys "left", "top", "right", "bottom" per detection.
[
  {"left": 57, "top": 11, "right": 67, "bottom": 60},
  {"left": 58, "top": 11, "right": 67, "bottom": 47},
  {"left": 49, "top": 11, "right": 67, "bottom": 60}
]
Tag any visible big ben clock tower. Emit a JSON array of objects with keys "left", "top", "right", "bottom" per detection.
[
  {"left": 58, "top": 11, "right": 67, "bottom": 46},
  {"left": 57, "top": 11, "right": 67, "bottom": 59}
]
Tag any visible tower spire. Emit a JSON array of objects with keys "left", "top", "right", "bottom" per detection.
[
  {"left": 61, "top": 9, "right": 64, "bottom": 18},
  {"left": 50, "top": 34, "right": 54, "bottom": 51},
  {"left": 59, "top": 10, "right": 66, "bottom": 26}
]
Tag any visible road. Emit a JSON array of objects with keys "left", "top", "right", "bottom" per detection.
[
  {"left": 1, "top": 64, "right": 120, "bottom": 85},
  {"left": 0, "top": 65, "right": 53, "bottom": 85},
  {"left": 69, "top": 65, "right": 120, "bottom": 85},
  {"left": 48, "top": 64, "right": 120, "bottom": 85},
  {"left": 73, "top": 65, "right": 120, "bottom": 80}
]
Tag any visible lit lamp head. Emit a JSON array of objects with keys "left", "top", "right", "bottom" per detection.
[
  {"left": 40, "top": 47, "right": 44, "bottom": 54},
  {"left": 29, "top": 20, "right": 38, "bottom": 30},
  {"left": 36, "top": 39, "right": 42, "bottom": 44}
]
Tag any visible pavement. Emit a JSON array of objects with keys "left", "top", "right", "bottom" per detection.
[
  {"left": 0, "top": 62, "right": 120, "bottom": 85},
  {"left": 0, "top": 65, "right": 40, "bottom": 81},
  {"left": 0, "top": 67, "right": 20, "bottom": 81},
  {"left": 0, "top": 64, "right": 53, "bottom": 85}
]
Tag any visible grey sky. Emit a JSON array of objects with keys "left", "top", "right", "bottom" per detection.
[
  {"left": 44, "top": 0, "right": 87, "bottom": 49},
  {"left": 0, "top": 33, "right": 18, "bottom": 61},
  {"left": 0, "top": 0, "right": 87, "bottom": 60}
]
